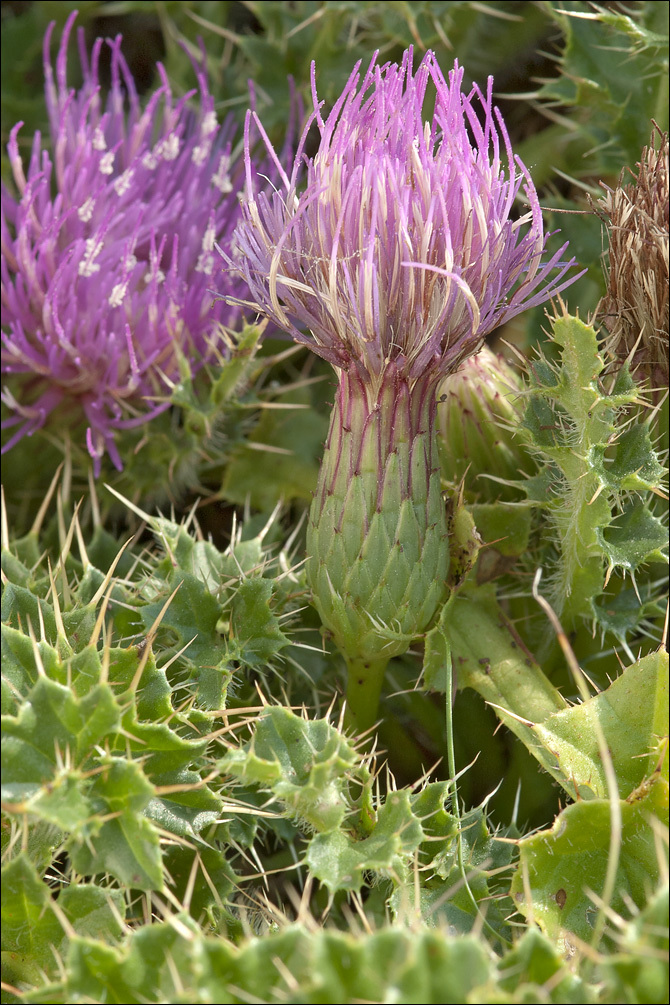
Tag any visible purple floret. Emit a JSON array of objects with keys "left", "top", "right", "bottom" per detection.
[
  {"left": 1, "top": 12, "right": 253, "bottom": 473},
  {"left": 230, "top": 49, "right": 582, "bottom": 386}
]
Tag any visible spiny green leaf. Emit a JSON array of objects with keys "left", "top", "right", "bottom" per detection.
[
  {"left": 530, "top": 650, "right": 668, "bottom": 799},
  {"left": 511, "top": 774, "right": 668, "bottom": 945},
  {"left": 222, "top": 400, "right": 327, "bottom": 510},
  {"left": 2, "top": 678, "right": 120, "bottom": 802},
  {"left": 71, "top": 757, "right": 163, "bottom": 891},
  {"left": 305, "top": 790, "right": 424, "bottom": 894},
  {"left": 596, "top": 502, "right": 669, "bottom": 572},
  {"left": 229, "top": 576, "right": 290, "bottom": 667},
  {"left": 221, "top": 706, "right": 358, "bottom": 832},
  {"left": 600, "top": 884, "right": 669, "bottom": 1005},
  {"left": 497, "top": 927, "right": 595, "bottom": 1003},
  {"left": 592, "top": 581, "right": 666, "bottom": 643},
  {"left": 1, "top": 855, "right": 125, "bottom": 989},
  {"left": 589, "top": 423, "right": 666, "bottom": 493},
  {"left": 1, "top": 855, "right": 63, "bottom": 973}
]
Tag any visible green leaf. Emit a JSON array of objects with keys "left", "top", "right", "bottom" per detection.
[
  {"left": 596, "top": 501, "right": 669, "bottom": 573},
  {"left": 592, "top": 582, "right": 666, "bottom": 643},
  {"left": 2, "top": 678, "right": 120, "bottom": 803},
  {"left": 511, "top": 775, "right": 668, "bottom": 945},
  {"left": 139, "top": 571, "right": 230, "bottom": 709},
  {"left": 424, "top": 586, "right": 574, "bottom": 793},
  {"left": 589, "top": 423, "right": 666, "bottom": 493},
  {"left": 600, "top": 884, "right": 669, "bottom": 1005},
  {"left": 542, "top": 3, "right": 669, "bottom": 169},
  {"left": 70, "top": 757, "right": 163, "bottom": 891},
  {"left": 530, "top": 650, "right": 668, "bottom": 799},
  {"left": 221, "top": 706, "right": 358, "bottom": 832},
  {"left": 221, "top": 401, "right": 327, "bottom": 509},
  {"left": 305, "top": 790, "right": 424, "bottom": 894},
  {"left": 1, "top": 625, "right": 65, "bottom": 713},
  {"left": 1, "top": 855, "right": 63, "bottom": 976},
  {"left": 1, "top": 856, "right": 124, "bottom": 991},
  {"left": 470, "top": 503, "right": 531, "bottom": 559},
  {"left": 497, "top": 927, "right": 595, "bottom": 1003},
  {"left": 161, "top": 844, "right": 237, "bottom": 926},
  {"left": 229, "top": 577, "right": 290, "bottom": 667}
]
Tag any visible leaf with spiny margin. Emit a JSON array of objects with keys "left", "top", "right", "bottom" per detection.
[
  {"left": 391, "top": 789, "right": 513, "bottom": 936},
  {"left": 589, "top": 423, "right": 666, "bottom": 494},
  {"left": 1, "top": 854, "right": 64, "bottom": 983},
  {"left": 222, "top": 399, "right": 328, "bottom": 510},
  {"left": 1, "top": 855, "right": 125, "bottom": 989},
  {"left": 150, "top": 519, "right": 226, "bottom": 593},
  {"left": 497, "top": 927, "right": 596, "bottom": 1003},
  {"left": 511, "top": 774, "right": 668, "bottom": 945},
  {"left": 592, "top": 582, "right": 666, "bottom": 643},
  {"left": 542, "top": 3, "right": 669, "bottom": 171},
  {"left": 140, "top": 571, "right": 222, "bottom": 664},
  {"left": 1, "top": 581, "right": 98, "bottom": 656},
  {"left": 596, "top": 501, "right": 668, "bottom": 574},
  {"left": 108, "top": 644, "right": 172, "bottom": 721},
  {"left": 2, "top": 678, "right": 120, "bottom": 804},
  {"left": 2, "top": 676, "right": 164, "bottom": 890},
  {"left": 138, "top": 570, "right": 230, "bottom": 709},
  {"left": 69, "top": 756, "right": 163, "bottom": 891},
  {"left": 2, "top": 583, "right": 58, "bottom": 645},
  {"left": 305, "top": 790, "right": 424, "bottom": 894},
  {"left": 2, "top": 624, "right": 64, "bottom": 714},
  {"left": 229, "top": 577, "right": 290, "bottom": 667},
  {"left": 17, "top": 923, "right": 496, "bottom": 1005},
  {"left": 118, "top": 713, "right": 221, "bottom": 837},
  {"left": 529, "top": 650, "right": 668, "bottom": 800},
  {"left": 162, "top": 844, "right": 237, "bottom": 928},
  {"left": 221, "top": 706, "right": 358, "bottom": 832},
  {"left": 600, "top": 885, "right": 669, "bottom": 1005}
]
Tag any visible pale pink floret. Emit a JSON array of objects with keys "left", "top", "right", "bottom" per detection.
[
  {"left": 230, "top": 50, "right": 581, "bottom": 386},
  {"left": 1, "top": 12, "right": 253, "bottom": 472}
]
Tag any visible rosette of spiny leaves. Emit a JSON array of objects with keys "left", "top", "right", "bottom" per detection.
[
  {"left": 228, "top": 48, "right": 580, "bottom": 731},
  {"left": 1, "top": 479, "right": 308, "bottom": 978}
]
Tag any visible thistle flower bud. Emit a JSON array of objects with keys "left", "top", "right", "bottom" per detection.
[
  {"left": 1, "top": 13, "right": 263, "bottom": 473},
  {"left": 437, "top": 347, "right": 534, "bottom": 501},
  {"left": 595, "top": 128, "right": 669, "bottom": 391},
  {"left": 229, "top": 49, "right": 580, "bottom": 728}
]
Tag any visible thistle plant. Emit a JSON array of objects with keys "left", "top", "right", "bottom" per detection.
[
  {"left": 1, "top": 12, "right": 255, "bottom": 475},
  {"left": 229, "top": 49, "right": 580, "bottom": 731}
]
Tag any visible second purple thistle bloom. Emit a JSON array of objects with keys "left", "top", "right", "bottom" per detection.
[
  {"left": 2, "top": 13, "right": 255, "bottom": 474},
  {"left": 229, "top": 48, "right": 581, "bottom": 730}
]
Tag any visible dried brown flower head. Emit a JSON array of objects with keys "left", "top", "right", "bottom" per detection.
[{"left": 595, "top": 127, "right": 669, "bottom": 392}]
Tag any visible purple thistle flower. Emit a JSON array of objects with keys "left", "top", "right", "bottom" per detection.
[
  {"left": 231, "top": 49, "right": 581, "bottom": 384},
  {"left": 227, "top": 48, "right": 583, "bottom": 733},
  {"left": 1, "top": 12, "right": 254, "bottom": 474}
]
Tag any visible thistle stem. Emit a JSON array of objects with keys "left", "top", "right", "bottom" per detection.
[{"left": 343, "top": 657, "right": 390, "bottom": 735}]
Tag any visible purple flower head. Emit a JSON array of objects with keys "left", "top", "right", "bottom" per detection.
[
  {"left": 1, "top": 12, "right": 256, "bottom": 474},
  {"left": 231, "top": 49, "right": 582, "bottom": 386}
]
